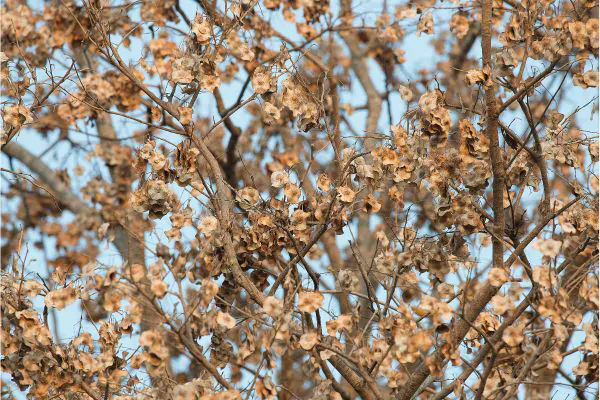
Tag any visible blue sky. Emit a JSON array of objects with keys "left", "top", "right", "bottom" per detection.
[{"left": 2, "top": 0, "right": 598, "bottom": 398}]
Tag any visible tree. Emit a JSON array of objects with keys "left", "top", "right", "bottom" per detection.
[{"left": 1, "top": 0, "right": 598, "bottom": 398}]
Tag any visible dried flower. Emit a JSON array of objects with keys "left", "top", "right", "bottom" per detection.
[
  {"left": 151, "top": 279, "right": 168, "bottom": 298},
  {"left": 263, "top": 296, "right": 284, "bottom": 317},
  {"left": 216, "top": 311, "right": 236, "bottom": 329},
  {"left": 298, "top": 331, "right": 319, "bottom": 350},
  {"left": 270, "top": 170, "right": 289, "bottom": 188},
  {"left": 298, "top": 291, "right": 323, "bottom": 313},
  {"left": 45, "top": 287, "right": 77, "bottom": 309},
  {"left": 237, "top": 187, "right": 261, "bottom": 209},
  {"left": 191, "top": 15, "right": 211, "bottom": 44},
  {"left": 337, "top": 186, "right": 356, "bottom": 203},
  {"left": 252, "top": 67, "right": 272, "bottom": 94}
]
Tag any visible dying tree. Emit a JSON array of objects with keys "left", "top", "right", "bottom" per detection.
[{"left": 1, "top": 0, "right": 598, "bottom": 399}]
